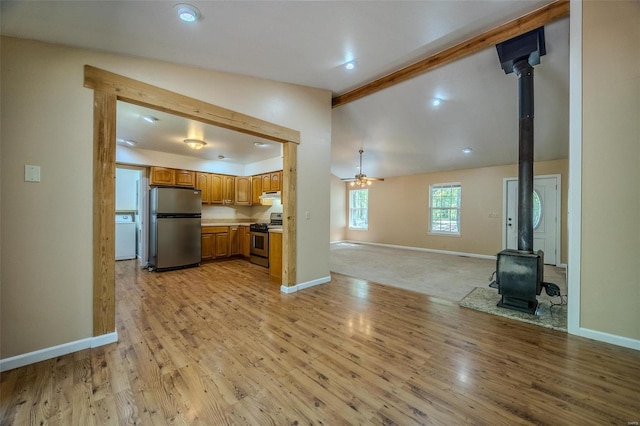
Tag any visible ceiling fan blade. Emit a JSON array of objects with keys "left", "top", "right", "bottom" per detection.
[
  {"left": 366, "top": 177, "right": 384, "bottom": 181},
  {"left": 340, "top": 178, "right": 356, "bottom": 182}
]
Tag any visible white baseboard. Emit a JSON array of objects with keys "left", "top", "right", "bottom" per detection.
[
  {"left": 340, "top": 240, "right": 497, "bottom": 260},
  {"left": 0, "top": 332, "right": 118, "bottom": 373},
  {"left": 573, "top": 327, "right": 640, "bottom": 351},
  {"left": 281, "top": 275, "right": 331, "bottom": 293}
]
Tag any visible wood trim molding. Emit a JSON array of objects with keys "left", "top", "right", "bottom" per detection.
[
  {"left": 332, "top": 0, "right": 570, "bottom": 108},
  {"left": 86, "top": 66, "right": 300, "bottom": 336},
  {"left": 282, "top": 141, "right": 297, "bottom": 286},
  {"left": 92, "top": 90, "right": 117, "bottom": 335},
  {"left": 84, "top": 65, "right": 300, "bottom": 144}
]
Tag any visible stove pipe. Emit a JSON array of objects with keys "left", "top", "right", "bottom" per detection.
[
  {"left": 496, "top": 27, "right": 545, "bottom": 253},
  {"left": 514, "top": 59, "right": 534, "bottom": 252}
]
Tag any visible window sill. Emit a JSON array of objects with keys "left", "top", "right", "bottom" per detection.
[
  {"left": 349, "top": 227, "right": 368, "bottom": 231},
  {"left": 428, "top": 232, "right": 460, "bottom": 237}
]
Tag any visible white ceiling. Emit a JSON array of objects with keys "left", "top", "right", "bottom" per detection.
[{"left": 1, "top": 0, "right": 569, "bottom": 177}]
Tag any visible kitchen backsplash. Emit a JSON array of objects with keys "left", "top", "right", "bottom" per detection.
[{"left": 201, "top": 202, "right": 283, "bottom": 222}]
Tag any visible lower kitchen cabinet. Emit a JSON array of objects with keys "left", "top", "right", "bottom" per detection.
[
  {"left": 202, "top": 226, "right": 230, "bottom": 260},
  {"left": 269, "top": 231, "right": 282, "bottom": 283},
  {"left": 201, "top": 233, "right": 214, "bottom": 260},
  {"left": 239, "top": 226, "right": 250, "bottom": 258},
  {"left": 229, "top": 226, "right": 239, "bottom": 256}
]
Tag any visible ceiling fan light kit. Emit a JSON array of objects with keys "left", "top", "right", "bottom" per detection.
[{"left": 342, "top": 149, "right": 383, "bottom": 187}]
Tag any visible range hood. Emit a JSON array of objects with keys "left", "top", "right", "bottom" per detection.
[{"left": 259, "top": 191, "right": 281, "bottom": 200}]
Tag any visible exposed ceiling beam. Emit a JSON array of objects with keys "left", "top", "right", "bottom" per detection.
[{"left": 332, "top": 0, "right": 569, "bottom": 108}]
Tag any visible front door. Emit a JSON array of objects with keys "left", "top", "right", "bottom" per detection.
[{"left": 504, "top": 175, "right": 560, "bottom": 265}]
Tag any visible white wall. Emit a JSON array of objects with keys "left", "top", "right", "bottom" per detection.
[
  {"left": 1, "top": 36, "right": 332, "bottom": 359},
  {"left": 330, "top": 174, "right": 347, "bottom": 242},
  {"left": 115, "top": 168, "right": 139, "bottom": 211}
]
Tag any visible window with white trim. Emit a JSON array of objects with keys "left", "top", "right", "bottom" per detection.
[
  {"left": 349, "top": 189, "right": 368, "bottom": 230},
  {"left": 429, "top": 183, "right": 461, "bottom": 235}
]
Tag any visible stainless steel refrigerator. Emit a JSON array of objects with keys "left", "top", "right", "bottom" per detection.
[{"left": 149, "top": 187, "right": 201, "bottom": 271}]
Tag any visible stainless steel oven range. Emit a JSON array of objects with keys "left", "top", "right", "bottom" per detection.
[
  {"left": 249, "top": 213, "right": 283, "bottom": 268},
  {"left": 249, "top": 223, "right": 269, "bottom": 267}
]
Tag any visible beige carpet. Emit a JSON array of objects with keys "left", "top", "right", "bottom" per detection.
[{"left": 330, "top": 242, "right": 567, "bottom": 303}]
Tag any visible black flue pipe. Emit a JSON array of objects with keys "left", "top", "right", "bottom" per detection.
[{"left": 513, "top": 58, "right": 534, "bottom": 253}]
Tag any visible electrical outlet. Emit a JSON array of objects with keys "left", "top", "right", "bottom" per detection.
[{"left": 305, "top": 211, "right": 311, "bottom": 220}]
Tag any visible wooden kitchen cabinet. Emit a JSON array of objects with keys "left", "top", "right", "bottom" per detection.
[
  {"left": 150, "top": 166, "right": 175, "bottom": 186},
  {"left": 222, "top": 175, "right": 235, "bottom": 204},
  {"left": 202, "top": 226, "right": 230, "bottom": 260},
  {"left": 235, "top": 176, "right": 252, "bottom": 206},
  {"left": 229, "top": 226, "right": 239, "bottom": 256},
  {"left": 201, "top": 233, "right": 214, "bottom": 260},
  {"left": 210, "top": 175, "right": 223, "bottom": 204},
  {"left": 175, "top": 169, "right": 196, "bottom": 187},
  {"left": 262, "top": 174, "right": 271, "bottom": 192},
  {"left": 269, "top": 231, "right": 283, "bottom": 283},
  {"left": 239, "top": 226, "right": 250, "bottom": 258},
  {"left": 196, "top": 172, "right": 211, "bottom": 203},
  {"left": 251, "top": 175, "right": 263, "bottom": 205},
  {"left": 215, "top": 232, "right": 229, "bottom": 258},
  {"left": 270, "top": 171, "right": 281, "bottom": 191}
]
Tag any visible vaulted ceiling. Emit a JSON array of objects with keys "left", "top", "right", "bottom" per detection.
[{"left": 1, "top": 0, "right": 569, "bottom": 177}]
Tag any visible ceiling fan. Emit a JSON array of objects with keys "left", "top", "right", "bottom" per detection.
[{"left": 341, "top": 149, "right": 384, "bottom": 187}]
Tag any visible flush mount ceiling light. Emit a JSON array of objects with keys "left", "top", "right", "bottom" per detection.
[
  {"left": 217, "top": 155, "right": 225, "bottom": 160},
  {"left": 143, "top": 115, "right": 158, "bottom": 123},
  {"left": 462, "top": 147, "right": 473, "bottom": 154},
  {"left": 176, "top": 4, "right": 200, "bottom": 22},
  {"left": 253, "top": 142, "right": 267, "bottom": 147},
  {"left": 344, "top": 60, "right": 357, "bottom": 70},
  {"left": 117, "top": 138, "right": 137, "bottom": 146},
  {"left": 184, "top": 138, "right": 206, "bottom": 150},
  {"left": 432, "top": 98, "right": 442, "bottom": 107}
]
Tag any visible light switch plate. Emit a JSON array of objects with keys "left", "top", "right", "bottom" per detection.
[{"left": 25, "top": 165, "right": 41, "bottom": 182}]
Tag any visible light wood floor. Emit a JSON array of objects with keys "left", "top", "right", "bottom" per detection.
[{"left": 2, "top": 259, "right": 639, "bottom": 425}]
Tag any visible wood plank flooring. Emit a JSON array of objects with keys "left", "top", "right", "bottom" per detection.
[{"left": 2, "top": 259, "right": 639, "bottom": 425}]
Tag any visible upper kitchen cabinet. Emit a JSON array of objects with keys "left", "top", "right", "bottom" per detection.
[
  {"left": 270, "top": 171, "right": 281, "bottom": 191},
  {"left": 150, "top": 166, "right": 175, "bottom": 186},
  {"left": 196, "top": 172, "right": 211, "bottom": 204},
  {"left": 262, "top": 174, "right": 272, "bottom": 192},
  {"left": 150, "top": 166, "right": 195, "bottom": 188},
  {"left": 210, "top": 174, "right": 223, "bottom": 204},
  {"left": 235, "top": 176, "right": 252, "bottom": 206},
  {"left": 252, "top": 175, "right": 263, "bottom": 205},
  {"left": 175, "top": 170, "right": 196, "bottom": 187},
  {"left": 222, "top": 175, "right": 235, "bottom": 205}
]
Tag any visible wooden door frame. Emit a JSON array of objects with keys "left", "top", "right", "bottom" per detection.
[{"left": 84, "top": 65, "right": 300, "bottom": 336}]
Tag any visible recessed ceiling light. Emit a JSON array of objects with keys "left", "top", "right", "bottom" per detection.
[
  {"left": 143, "top": 115, "right": 158, "bottom": 123},
  {"left": 432, "top": 98, "right": 442, "bottom": 107},
  {"left": 345, "top": 60, "right": 357, "bottom": 70},
  {"left": 184, "top": 139, "right": 206, "bottom": 150},
  {"left": 176, "top": 4, "right": 200, "bottom": 22},
  {"left": 217, "top": 155, "right": 225, "bottom": 160},
  {"left": 462, "top": 147, "right": 473, "bottom": 154},
  {"left": 254, "top": 142, "right": 267, "bottom": 147}
]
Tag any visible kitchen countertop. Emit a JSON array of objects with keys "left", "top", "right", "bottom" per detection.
[
  {"left": 268, "top": 228, "right": 283, "bottom": 233},
  {"left": 201, "top": 222, "right": 255, "bottom": 227}
]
